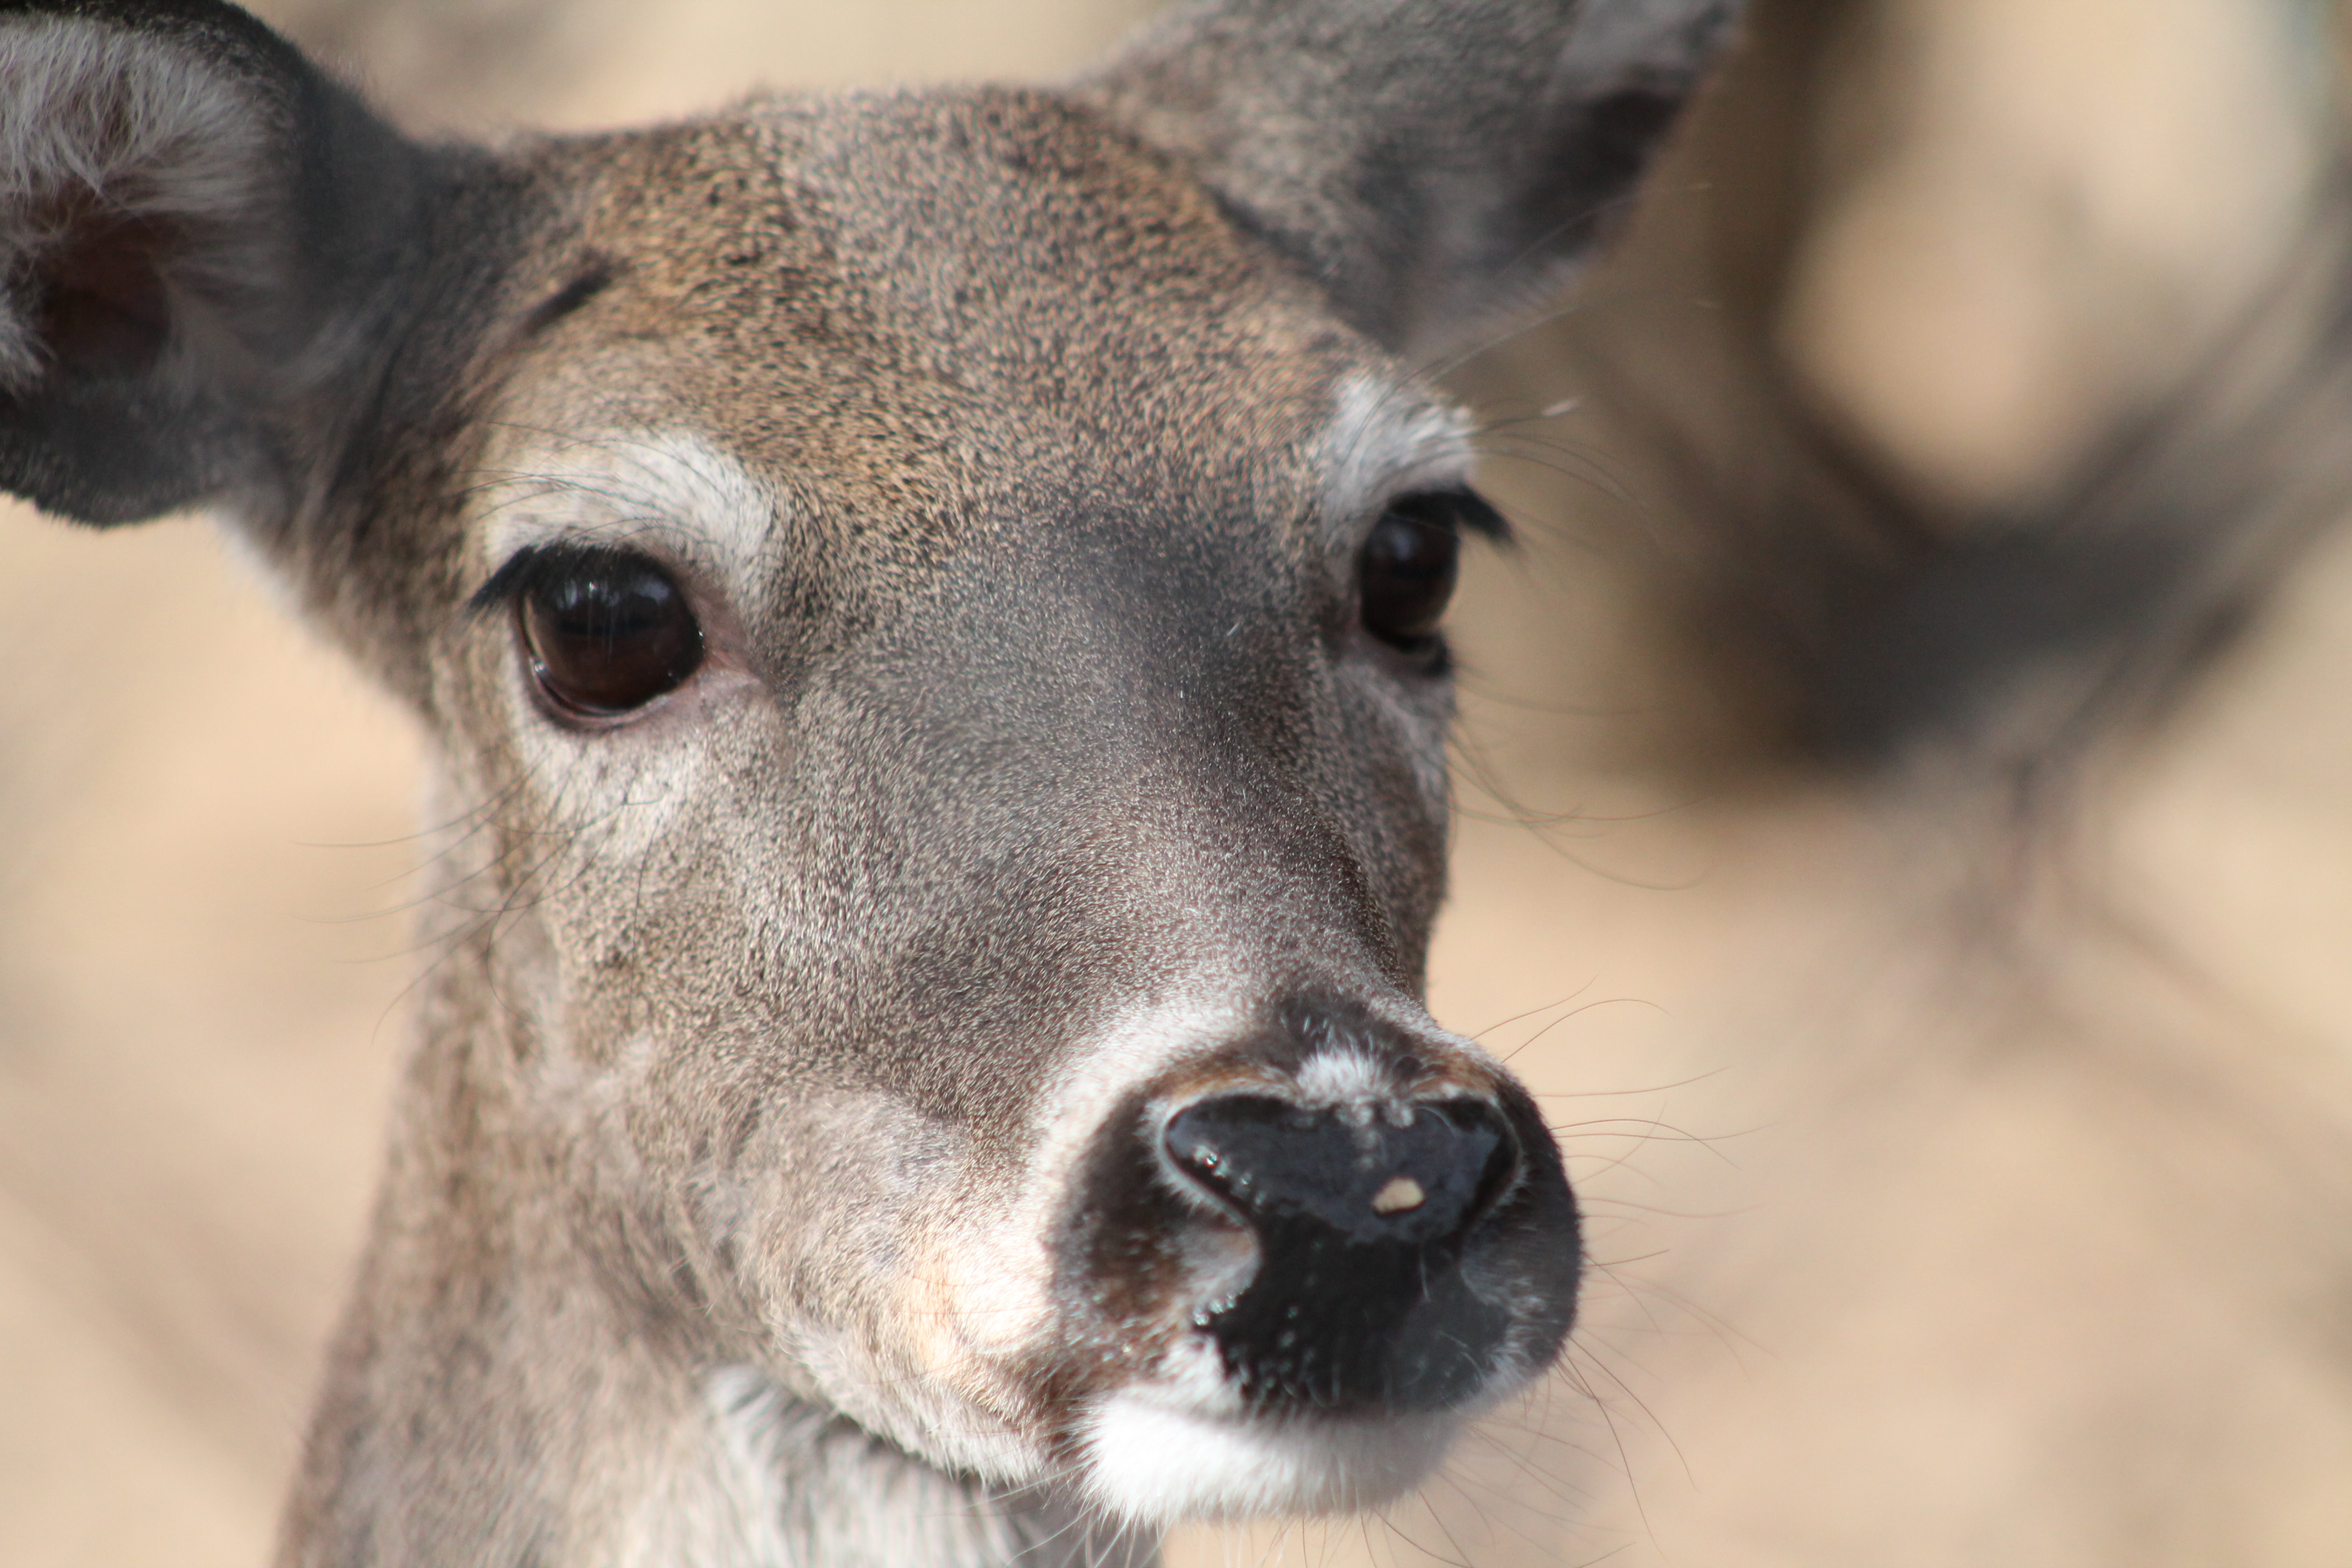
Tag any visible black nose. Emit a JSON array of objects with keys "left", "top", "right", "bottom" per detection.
[
  {"left": 1163, "top": 1092, "right": 1522, "bottom": 1412},
  {"left": 1165, "top": 1094, "right": 1515, "bottom": 1246}
]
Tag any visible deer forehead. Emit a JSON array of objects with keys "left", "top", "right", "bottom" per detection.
[{"left": 470, "top": 88, "right": 1474, "bottom": 590}]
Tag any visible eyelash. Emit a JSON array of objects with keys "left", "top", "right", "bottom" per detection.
[{"left": 469, "top": 541, "right": 615, "bottom": 614}]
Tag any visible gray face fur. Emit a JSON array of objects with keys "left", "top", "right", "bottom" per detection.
[{"left": 0, "top": 0, "right": 1737, "bottom": 1561}]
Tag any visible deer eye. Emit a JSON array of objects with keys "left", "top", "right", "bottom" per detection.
[
  {"left": 1357, "top": 489, "right": 1502, "bottom": 650},
  {"left": 491, "top": 547, "right": 704, "bottom": 718}
]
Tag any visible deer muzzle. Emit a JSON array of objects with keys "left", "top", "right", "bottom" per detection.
[{"left": 1052, "top": 1004, "right": 1580, "bottom": 1523}]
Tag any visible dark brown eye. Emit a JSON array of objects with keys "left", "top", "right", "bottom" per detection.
[
  {"left": 1357, "top": 489, "right": 1500, "bottom": 649},
  {"left": 510, "top": 548, "right": 704, "bottom": 717}
]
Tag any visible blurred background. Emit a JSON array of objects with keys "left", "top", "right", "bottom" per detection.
[{"left": 7, "top": 1, "right": 2352, "bottom": 1564}]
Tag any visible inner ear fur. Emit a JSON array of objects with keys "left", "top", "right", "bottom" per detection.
[
  {"left": 1080, "top": 0, "right": 1742, "bottom": 361},
  {"left": 0, "top": 0, "right": 432, "bottom": 525}
]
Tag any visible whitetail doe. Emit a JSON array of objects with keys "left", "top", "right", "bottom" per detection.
[{"left": 0, "top": 0, "right": 1736, "bottom": 1561}]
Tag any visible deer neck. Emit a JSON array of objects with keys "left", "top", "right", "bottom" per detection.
[{"left": 283, "top": 943, "right": 1158, "bottom": 1568}]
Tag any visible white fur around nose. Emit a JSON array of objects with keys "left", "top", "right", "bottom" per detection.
[
  {"left": 1081, "top": 1392, "right": 1463, "bottom": 1525},
  {"left": 1292, "top": 1045, "right": 1400, "bottom": 1110},
  {"left": 0, "top": 17, "right": 269, "bottom": 385}
]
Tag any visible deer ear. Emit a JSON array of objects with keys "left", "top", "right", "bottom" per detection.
[
  {"left": 1081, "top": 0, "right": 1740, "bottom": 359},
  {"left": 0, "top": 0, "right": 431, "bottom": 525}
]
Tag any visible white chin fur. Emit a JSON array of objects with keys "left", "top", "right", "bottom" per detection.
[{"left": 1080, "top": 1394, "right": 1464, "bottom": 1525}]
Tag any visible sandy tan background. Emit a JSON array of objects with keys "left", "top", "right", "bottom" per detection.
[{"left": 7, "top": 2, "right": 2352, "bottom": 1565}]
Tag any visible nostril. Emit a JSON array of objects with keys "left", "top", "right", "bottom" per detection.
[{"left": 1163, "top": 1092, "right": 1518, "bottom": 1250}]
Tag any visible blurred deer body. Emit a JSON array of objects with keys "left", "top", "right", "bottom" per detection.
[{"left": 0, "top": 1, "right": 1735, "bottom": 1563}]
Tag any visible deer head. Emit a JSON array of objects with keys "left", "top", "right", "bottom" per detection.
[{"left": 0, "top": 0, "right": 1738, "bottom": 1560}]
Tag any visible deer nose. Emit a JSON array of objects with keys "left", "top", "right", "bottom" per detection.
[
  {"left": 1164, "top": 1093, "right": 1515, "bottom": 1247},
  {"left": 1161, "top": 1091, "right": 1523, "bottom": 1413}
]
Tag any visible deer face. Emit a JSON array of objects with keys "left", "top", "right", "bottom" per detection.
[
  {"left": 0, "top": 0, "right": 1736, "bottom": 1547},
  {"left": 410, "top": 98, "right": 1575, "bottom": 1517}
]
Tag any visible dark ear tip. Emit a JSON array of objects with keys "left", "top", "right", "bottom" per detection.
[
  {"left": 2, "top": 0, "right": 314, "bottom": 70},
  {"left": 0, "top": 430, "right": 219, "bottom": 526}
]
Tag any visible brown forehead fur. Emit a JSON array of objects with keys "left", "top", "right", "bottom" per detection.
[{"left": 494, "top": 87, "right": 1378, "bottom": 591}]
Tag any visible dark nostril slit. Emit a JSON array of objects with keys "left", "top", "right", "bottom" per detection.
[{"left": 1164, "top": 1093, "right": 1518, "bottom": 1249}]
